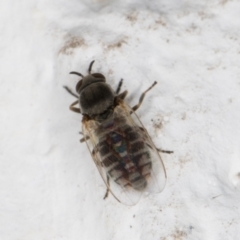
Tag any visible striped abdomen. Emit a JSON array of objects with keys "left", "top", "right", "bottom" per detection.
[{"left": 98, "top": 125, "right": 151, "bottom": 191}]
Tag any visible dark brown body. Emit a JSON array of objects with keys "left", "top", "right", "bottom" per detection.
[
  {"left": 92, "top": 104, "right": 151, "bottom": 191},
  {"left": 64, "top": 61, "right": 171, "bottom": 205}
]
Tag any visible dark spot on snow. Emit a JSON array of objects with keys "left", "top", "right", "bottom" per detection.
[
  {"left": 152, "top": 118, "right": 163, "bottom": 130},
  {"left": 59, "top": 37, "right": 86, "bottom": 55},
  {"left": 220, "top": 0, "right": 229, "bottom": 5},
  {"left": 126, "top": 11, "right": 138, "bottom": 23},
  {"left": 107, "top": 39, "right": 127, "bottom": 50},
  {"left": 108, "top": 69, "right": 113, "bottom": 75},
  {"left": 162, "top": 228, "right": 188, "bottom": 240},
  {"left": 171, "top": 229, "right": 187, "bottom": 239},
  {"left": 197, "top": 11, "right": 214, "bottom": 21},
  {"left": 181, "top": 113, "right": 186, "bottom": 120},
  {"left": 185, "top": 23, "right": 199, "bottom": 33},
  {"left": 155, "top": 17, "right": 166, "bottom": 26}
]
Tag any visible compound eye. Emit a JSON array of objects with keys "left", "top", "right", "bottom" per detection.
[
  {"left": 76, "top": 80, "right": 82, "bottom": 93},
  {"left": 92, "top": 73, "right": 106, "bottom": 81}
]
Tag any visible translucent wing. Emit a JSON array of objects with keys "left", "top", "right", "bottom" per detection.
[
  {"left": 125, "top": 103, "right": 167, "bottom": 194},
  {"left": 82, "top": 119, "right": 143, "bottom": 206},
  {"left": 82, "top": 102, "right": 166, "bottom": 206}
]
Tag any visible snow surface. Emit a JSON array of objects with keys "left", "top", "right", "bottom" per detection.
[{"left": 1, "top": 0, "right": 240, "bottom": 239}]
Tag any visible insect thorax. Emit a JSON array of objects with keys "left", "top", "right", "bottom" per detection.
[{"left": 80, "top": 82, "right": 115, "bottom": 117}]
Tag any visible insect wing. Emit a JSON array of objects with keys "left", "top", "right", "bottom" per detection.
[
  {"left": 82, "top": 119, "right": 142, "bottom": 206},
  {"left": 121, "top": 102, "right": 167, "bottom": 194},
  {"left": 82, "top": 102, "right": 167, "bottom": 205}
]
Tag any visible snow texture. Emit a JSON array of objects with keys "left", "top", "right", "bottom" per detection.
[{"left": 1, "top": 0, "right": 240, "bottom": 239}]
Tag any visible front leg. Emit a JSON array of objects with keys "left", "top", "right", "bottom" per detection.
[
  {"left": 63, "top": 86, "right": 81, "bottom": 113},
  {"left": 69, "top": 100, "right": 81, "bottom": 114},
  {"left": 115, "top": 79, "right": 123, "bottom": 94}
]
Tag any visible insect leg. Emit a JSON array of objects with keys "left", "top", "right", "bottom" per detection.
[
  {"left": 88, "top": 60, "right": 95, "bottom": 73},
  {"left": 157, "top": 148, "right": 174, "bottom": 154},
  {"left": 63, "top": 86, "right": 79, "bottom": 99},
  {"left": 103, "top": 175, "right": 110, "bottom": 200},
  {"left": 69, "top": 100, "right": 81, "bottom": 113},
  {"left": 80, "top": 135, "right": 90, "bottom": 143},
  {"left": 115, "top": 79, "right": 123, "bottom": 94},
  {"left": 79, "top": 131, "right": 89, "bottom": 142},
  {"left": 117, "top": 90, "right": 128, "bottom": 100},
  {"left": 132, "top": 81, "right": 157, "bottom": 112},
  {"left": 146, "top": 135, "right": 173, "bottom": 154}
]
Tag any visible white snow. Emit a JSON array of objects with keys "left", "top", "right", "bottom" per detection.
[{"left": 1, "top": 0, "right": 240, "bottom": 239}]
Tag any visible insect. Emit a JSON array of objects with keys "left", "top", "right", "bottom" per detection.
[{"left": 64, "top": 60, "right": 172, "bottom": 205}]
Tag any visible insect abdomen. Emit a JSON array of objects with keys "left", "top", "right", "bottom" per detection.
[{"left": 99, "top": 125, "right": 151, "bottom": 191}]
